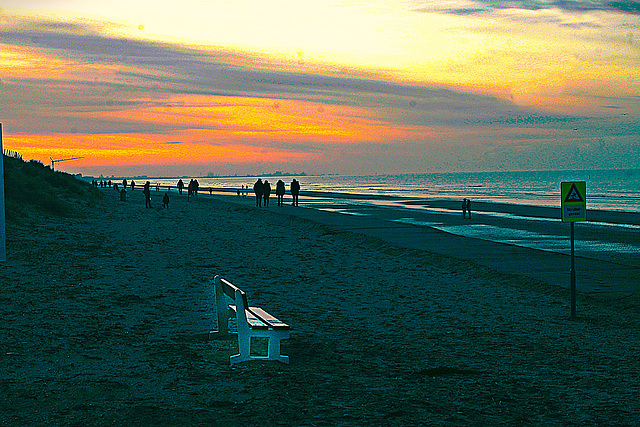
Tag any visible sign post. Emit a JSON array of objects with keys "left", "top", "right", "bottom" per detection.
[
  {"left": 561, "top": 181, "right": 586, "bottom": 318},
  {"left": 0, "top": 123, "right": 6, "bottom": 261}
]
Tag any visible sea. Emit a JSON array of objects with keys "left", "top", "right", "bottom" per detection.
[
  {"left": 142, "top": 169, "right": 639, "bottom": 259},
  {"left": 150, "top": 169, "right": 640, "bottom": 213}
]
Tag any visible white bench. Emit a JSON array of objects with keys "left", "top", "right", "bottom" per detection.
[{"left": 211, "top": 275, "right": 290, "bottom": 365}]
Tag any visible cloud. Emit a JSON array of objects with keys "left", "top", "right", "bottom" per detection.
[
  {"left": 0, "top": 14, "right": 530, "bottom": 134},
  {"left": 2, "top": 12, "right": 638, "bottom": 175},
  {"left": 605, "top": 1, "right": 640, "bottom": 13},
  {"left": 411, "top": 0, "right": 640, "bottom": 15}
]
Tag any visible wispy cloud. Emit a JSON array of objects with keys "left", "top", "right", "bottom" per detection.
[
  {"left": 0, "top": 15, "right": 528, "bottom": 133},
  {"left": 1, "top": 11, "right": 638, "bottom": 174}
]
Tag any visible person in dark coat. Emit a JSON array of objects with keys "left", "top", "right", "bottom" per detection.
[
  {"left": 263, "top": 180, "right": 271, "bottom": 207},
  {"left": 177, "top": 179, "right": 184, "bottom": 194},
  {"left": 162, "top": 192, "right": 170, "bottom": 208},
  {"left": 143, "top": 181, "right": 152, "bottom": 208},
  {"left": 253, "top": 179, "right": 264, "bottom": 207},
  {"left": 290, "top": 179, "right": 300, "bottom": 206},
  {"left": 275, "top": 179, "right": 285, "bottom": 206}
]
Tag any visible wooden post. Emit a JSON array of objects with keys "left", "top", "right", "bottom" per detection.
[{"left": 0, "top": 123, "right": 6, "bottom": 261}]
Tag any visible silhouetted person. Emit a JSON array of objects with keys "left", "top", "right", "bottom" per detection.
[
  {"left": 163, "top": 192, "right": 170, "bottom": 208},
  {"left": 253, "top": 178, "right": 264, "bottom": 207},
  {"left": 291, "top": 179, "right": 300, "bottom": 206},
  {"left": 177, "top": 179, "right": 184, "bottom": 194},
  {"left": 193, "top": 179, "right": 200, "bottom": 196},
  {"left": 123, "top": 179, "right": 127, "bottom": 189},
  {"left": 188, "top": 179, "right": 194, "bottom": 201},
  {"left": 131, "top": 180, "right": 136, "bottom": 190},
  {"left": 462, "top": 198, "right": 467, "bottom": 218},
  {"left": 263, "top": 180, "right": 271, "bottom": 207},
  {"left": 143, "top": 181, "right": 152, "bottom": 208},
  {"left": 466, "top": 199, "right": 472, "bottom": 218},
  {"left": 275, "top": 179, "right": 285, "bottom": 206}
]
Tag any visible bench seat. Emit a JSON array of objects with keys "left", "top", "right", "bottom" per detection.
[{"left": 228, "top": 305, "right": 290, "bottom": 331}]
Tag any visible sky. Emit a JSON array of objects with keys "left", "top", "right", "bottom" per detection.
[{"left": 0, "top": 0, "right": 639, "bottom": 177}]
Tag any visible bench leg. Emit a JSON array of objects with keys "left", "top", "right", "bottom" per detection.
[
  {"left": 230, "top": 331, "right": 253, "bottom": 365},
  {"left": 209, "top": 310, "right": 232, "bottom": 339},
  {"left": 268, "top": 337, "right": 289, "bottom": 364},
  {"left": 230, "top": 334, "right": 290, "bottom": 365},
  {"left": 209, "top": 317, "right": 230, "bottom": 340}
]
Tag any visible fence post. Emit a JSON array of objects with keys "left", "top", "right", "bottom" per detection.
[{"left": 1, "top": 123, "right": 6, "bottom": 261}]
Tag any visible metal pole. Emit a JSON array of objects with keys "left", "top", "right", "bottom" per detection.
[{"left": 570, "top": 222, "right": 576, "bottom": 318}]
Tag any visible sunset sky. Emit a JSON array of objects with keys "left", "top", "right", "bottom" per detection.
[{"left": 1, "top": 0, "right": 639, "bottom": 177}]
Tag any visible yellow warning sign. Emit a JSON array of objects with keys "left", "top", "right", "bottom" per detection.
[{"left": 561, "top": 181, "right": 586, "bottom": 222}]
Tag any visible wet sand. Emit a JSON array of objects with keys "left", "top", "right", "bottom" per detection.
[
  {"left": 286, "top": 195, "right": 640, "bottom": 294},
  {"left": 1, "top": 188, "right": 639, "bottom": 425}
]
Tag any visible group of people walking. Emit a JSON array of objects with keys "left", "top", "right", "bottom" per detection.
[
  {"left": 121, "top": 179, "right": 135, "bottom": 190},
  {"left": 176, "top": 179, "right": 200, "bottom": 200},
  {"left": 252, "top": 178, "right": 300, "bottom": 207},
  {"left": 92, "top": 179, "right": 112, "bottom": 188},
  {"left": 115, "top": 176, "right": 302, "bottom": 209}
]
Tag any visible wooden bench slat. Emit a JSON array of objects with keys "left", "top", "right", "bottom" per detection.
[
  {"left": 228, "top": 305, "right": 269, "bottom": 330},
  {"left": 249, "top": 307, "right": 290, "bottom": 330}
]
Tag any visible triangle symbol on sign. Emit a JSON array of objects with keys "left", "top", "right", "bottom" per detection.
[{"left": 565, "top": 183, "right": 584, "bottom": 202}]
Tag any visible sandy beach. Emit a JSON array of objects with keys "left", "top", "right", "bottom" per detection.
[{"left": 2, "top": 188, "right": 640, "bottom": 425}]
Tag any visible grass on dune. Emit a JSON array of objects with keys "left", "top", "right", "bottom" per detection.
[{"left": 2, "top": 155, "right": 103, "bottom": 223}]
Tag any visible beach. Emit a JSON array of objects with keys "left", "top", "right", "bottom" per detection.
[{"left": 2, "top": 188, "right": 640, "bottom": 425}]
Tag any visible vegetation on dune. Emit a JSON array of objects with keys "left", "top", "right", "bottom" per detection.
[{"left": 2, "top": 155, "right": 102, "bottom": 223}]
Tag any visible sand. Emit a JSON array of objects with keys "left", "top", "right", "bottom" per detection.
[{"left": 1, "top": 188, "right": 639, "bottom": 425}]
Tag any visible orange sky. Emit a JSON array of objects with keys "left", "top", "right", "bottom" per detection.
[{"left": 1, "top": 2, "right": 639, "bottom": 176}]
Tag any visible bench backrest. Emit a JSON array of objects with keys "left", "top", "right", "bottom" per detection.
[
  {"left": 214, "top": 274, "right": 289, "bottom": 333},
  {"left": 218, "top": 276, "right": 249, "bottom": 308},
  {"left": 214, "top": 275, "right": 250, "bottom": 329},
  {"left": 218, "top": 276, "right": 240, "bottom": 299}
]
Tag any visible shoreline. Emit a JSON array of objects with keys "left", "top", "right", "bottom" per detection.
[
  {"left": 108, "top": 187, "right": 640, "bottom": 297},
  {"left": 113, "top": 184, "right": 640, "bottom": 223},
  {"left": 134, "top": 187, "right": 640, "bottom": 266},
  {"left": 90, "top": 168, "right": 640, "bottom": 215},
  {"left": 220, "top": 191, "right": 640, "bottom": 291}
]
